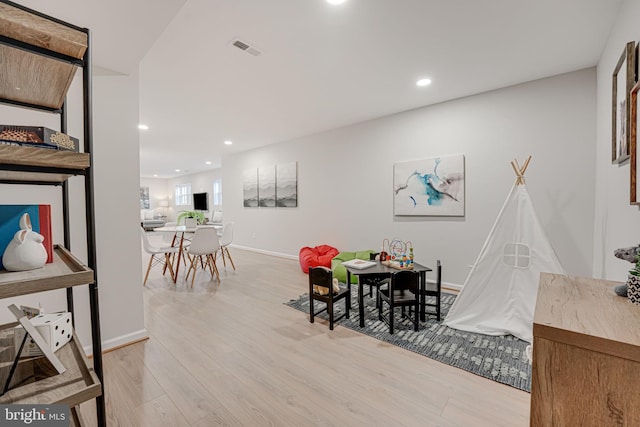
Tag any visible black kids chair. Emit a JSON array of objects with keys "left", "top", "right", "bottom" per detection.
[
  {"left": 309, "top": 266, "right": 350, "bottom": 330},
  {"left": 378, "top": 269, "right": 420, "bottom": 334},
  {"left": 423, "top": 260, "right": 442, "bottom": 321}
]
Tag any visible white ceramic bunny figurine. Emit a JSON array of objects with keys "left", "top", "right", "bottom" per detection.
[{"left": 2, "top": 213, "right": 47, "bottom": 271}]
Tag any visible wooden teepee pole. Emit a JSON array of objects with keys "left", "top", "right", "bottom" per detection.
[{"left": 511, "top": 155, "right": 532, "bottom": 185}]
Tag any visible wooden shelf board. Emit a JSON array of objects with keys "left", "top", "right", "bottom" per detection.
[
  {"left": 0, "top": 1, "right": 87, "bottom": 110},
  {"left": 0, "top": 45, "right": 79, "bottom": 109},
  {"left": 0, "top": 245, "right": 94, "bottom": 299},
  {"left": 0, "top": 145, "right": 89, "bottom": 170},
  {"left": 0, "top": 2, "right": 87, "bottom": 60},
  {"left": 0, "top": 329, "right": 101, "bottom": 406},
  {"left": 0, "top": 170, "right": 73, "bottom": 183}
]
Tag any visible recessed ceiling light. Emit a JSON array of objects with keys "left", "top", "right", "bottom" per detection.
[
  {"left": 153, "top": 174, "right": 158, "bottom": 177},
  {"left": 175, "top": 169, "right": 181, "bottom": 172},
  {"left": 205, "top": 161, "right": 212, "bottom": 165},
  {"left": 416, "top": 78, "right": 432, "bottom": 87},
  {"left": 138, "top": 124, "right": 149, "bottom": 130},
  {"left": 327, "top": 0, "right": 346, "bottom": 4},
  {"left": 224, "top": 140, "right": 233, "bottom": 145}
]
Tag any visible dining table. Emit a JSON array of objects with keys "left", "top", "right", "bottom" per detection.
[
  {"left": 344, "top": 261, "right": 432, "bottom": 327},
  {"left": 154, "top": 224, "right": 222, "bottom": 279}
]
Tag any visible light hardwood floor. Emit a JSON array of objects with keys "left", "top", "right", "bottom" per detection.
[{"left": 79, "top": 235, "right": 530, "bottom": 426}]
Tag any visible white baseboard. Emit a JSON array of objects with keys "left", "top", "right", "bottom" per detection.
[
  {"left": 425, "top": 278, "right": 462, "bottom": 292},
  {"left": 83, "top": 329, "right": 149, "bottom": 356},
  {"left": 230, "top": 244, "right": 298, "bottom": 261},
  {"left": 442, "top": 281, "right": 462, "bottom": 291}
]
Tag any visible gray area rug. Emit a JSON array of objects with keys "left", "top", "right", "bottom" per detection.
[{"left": 285, "top": 289, "right": 531, "bottom": 392}]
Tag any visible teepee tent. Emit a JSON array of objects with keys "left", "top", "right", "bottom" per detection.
[{"left": 443, "top": 156, "right": 564, "bottom": 343}]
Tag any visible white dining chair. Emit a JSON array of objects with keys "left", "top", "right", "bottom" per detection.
[
  {"left": 179, "top": 217, "right": 197, "bottom": 257},
  {"left": 185, "top": 226, "right": 220, "bottom": 287},
  {"left": 160, "top": 228, "right": 183, "bottom": 268},
  {"left": 140, "top": 228, "right": 179, "bottom": 286},
  {"left": 218, "top": 222, "right": 235, "bottom": 270}
]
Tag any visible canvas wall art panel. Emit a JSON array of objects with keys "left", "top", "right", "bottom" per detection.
[
  {"left": 258, "top": 165, "right": 276, "bottom": 207},
  {"left": 243, "top": 168, "right": 258, "bottom": 207},
  {"left": 140, "top": 186, "right": 150, "bottom": 209},
  {"left": 276, "top": 162, "right": 298, "bottom": 207},
  {"left": 394, "top": 154, "right": 465, "bottom": 216}
]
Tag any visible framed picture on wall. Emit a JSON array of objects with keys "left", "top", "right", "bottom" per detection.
[
  {"left": 630, "top": 78, "right": 640, "bottom": 204},
  {"left": 393, "top": 154, "right": 465, "bottom": 216},
  {"left": 612, "top": 41, "right": 637, "bottom": 164}
]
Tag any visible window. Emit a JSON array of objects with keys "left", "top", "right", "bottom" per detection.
[
  {"left": 503, "top": 243, "right": 531, "bottom": 268},
  {"left": 175, "top": 183, "right": 192, "bottom": 206},
  {"left": 213, "top": 179, "right": 222, "bottom": 206}
]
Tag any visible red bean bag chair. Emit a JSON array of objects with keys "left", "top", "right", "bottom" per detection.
[{"left": 299, "top": 245, "right": 339, "bottom": 273}]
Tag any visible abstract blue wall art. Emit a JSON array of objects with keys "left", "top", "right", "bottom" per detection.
[{"left": 394, "top": 154, "right": 465, "bottom": 216}]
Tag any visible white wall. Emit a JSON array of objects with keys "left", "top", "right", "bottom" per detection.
[
  {"left": 0, "top": 70, "right": 146, "bottom": 352},
  {"left": 223, "top": 69, "right": 597, "bottom": 287},
  {"left": 166, "top": 169, "right": 222, "bottom": 222},
  {"left": 594, "top": 0, "right": 640, "bottom": 281},
  {"left": 91, "top": 70, "right": 147, "bottom": 351}
]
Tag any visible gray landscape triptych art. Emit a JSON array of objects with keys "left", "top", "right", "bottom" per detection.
[{"left": 243, "top": 161, "right": 297, "bottom": 208}]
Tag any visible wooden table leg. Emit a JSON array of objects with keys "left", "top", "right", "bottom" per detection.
[{"left": 174, "top": 233, "right": 185, "bottom": 279}]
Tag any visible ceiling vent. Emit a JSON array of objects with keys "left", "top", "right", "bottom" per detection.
[{"left": 231, "top": 38, "right": 262, "bottom": 57}]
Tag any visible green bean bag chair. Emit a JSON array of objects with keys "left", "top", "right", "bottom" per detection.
[{"left": 331, "top": 250, "right": 375, "bottom": 284}]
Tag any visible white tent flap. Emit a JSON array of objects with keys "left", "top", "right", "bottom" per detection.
[{"left": 443, "top": 180, "right": 564, "bottom": 343}]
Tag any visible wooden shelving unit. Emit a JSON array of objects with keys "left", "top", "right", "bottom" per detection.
[{"left": 0, "top": 1, "right": 105, "bottom": 426}]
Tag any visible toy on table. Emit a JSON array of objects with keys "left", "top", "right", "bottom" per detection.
[{"left": 381, "top": 238, "right": 414, "bottom": 270}]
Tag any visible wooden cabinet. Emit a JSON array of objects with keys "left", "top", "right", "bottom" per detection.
[
  {"left": 531, "top": 273, "right": 640, "bottom": 426},
  {"left": 0, "top": 1, "right": 105, "bottom": 426}
]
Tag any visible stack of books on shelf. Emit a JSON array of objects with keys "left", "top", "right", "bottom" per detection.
[{"left": 0, "top": 125, "right": 78, "bottom": 152}]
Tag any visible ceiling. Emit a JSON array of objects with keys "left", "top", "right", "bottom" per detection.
[{"left": 16, "top": 1, "right": 622, "bottom": 178}]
